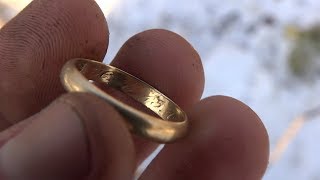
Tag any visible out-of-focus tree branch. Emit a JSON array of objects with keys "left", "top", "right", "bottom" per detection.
[{"left": 270, "top": 105, "right": 320, "bottom": 165}]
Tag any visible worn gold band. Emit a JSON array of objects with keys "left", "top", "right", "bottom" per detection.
[{"left": 60, "top": 58, "right": 188, "bottom": 143}]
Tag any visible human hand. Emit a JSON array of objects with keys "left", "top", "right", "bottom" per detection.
[{"left": 0, "top": 0, "right": 269, "bottom": 179}]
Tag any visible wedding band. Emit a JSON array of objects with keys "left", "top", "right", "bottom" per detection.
[{"left": 60, "top": 58, "right": 188, "bottom": 143}]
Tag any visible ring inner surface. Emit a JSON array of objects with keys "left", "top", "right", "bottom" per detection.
[{"left": 74, "top": 59, "right": 186, "bottom": 122}]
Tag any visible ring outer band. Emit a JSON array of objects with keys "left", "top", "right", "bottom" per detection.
[{"left": 60, "top": 58, "right": 189, "bottom": 143}]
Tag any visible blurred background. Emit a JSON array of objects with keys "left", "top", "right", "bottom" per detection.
[{"left": 1, "top": 0, "right": 320, "bottom": 179}]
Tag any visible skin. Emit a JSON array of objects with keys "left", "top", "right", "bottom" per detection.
[{"left": 0, "top": 0, "right": 269, "bottom": 179}]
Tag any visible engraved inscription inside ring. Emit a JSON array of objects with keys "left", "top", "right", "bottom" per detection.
[
  {"left": 145, "top": 90, "right": 165, "bottom": 114},
  {"left": 101, "top": 71, "right": 114, "bottom": 84}
]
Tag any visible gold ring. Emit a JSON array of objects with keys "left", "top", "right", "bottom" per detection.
[{"left": 60, "top": 58, "right": 188, "bottom": 143}]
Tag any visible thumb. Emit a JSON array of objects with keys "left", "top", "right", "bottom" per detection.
[{"left": 0, "top": 93, "right": 135, "bottom": 180}]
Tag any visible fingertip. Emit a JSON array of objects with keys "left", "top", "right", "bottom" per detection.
[
  {"left": 193, "top": 96, "right": 270, "bottom": 176},
  {"left": 110, "top": 28, "right": 205, "bottom": 166},
  {"left": 55, "top": 93, "right": 136, "bottom": 180},
  {"left": 0, "top": 93, "right": 135, "bottom": 180},
  {"left": 141, "top": 95, "right": 269, "bottom": 180},
  {"left": 112, "top": 29, "right": 205, "bottom": 110},
  {"left": 0, "top": 0, "right": 109, "bottom": 122}
]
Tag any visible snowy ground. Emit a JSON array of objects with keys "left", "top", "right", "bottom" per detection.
[{"left": 1, "top": 0, "right": 320, "bottom": 179}]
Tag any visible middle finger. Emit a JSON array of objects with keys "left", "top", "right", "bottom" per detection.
[{"left": 110, "top": 29, "right": 204, "bottom": 165}]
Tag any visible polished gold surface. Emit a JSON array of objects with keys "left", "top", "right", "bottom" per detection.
[{"left": 60, "top": 58, "right": 188, "bottom": 143}]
